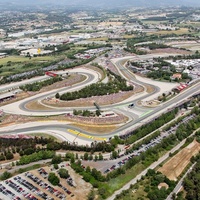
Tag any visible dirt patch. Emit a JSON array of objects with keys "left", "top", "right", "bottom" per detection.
[
  {"left": 0, "top": 111, "right": 128, "bottom": 130},
  {"left": 25, "top": 100, "right": 53, "bottom": 110},
  {"left": 149, "top": 48, "right": 190, "bottom": 55},
  {"left": 143, "top": 84, "right": 155, "bottom": 93},
  {"left": 65, "top": 164, "right": 92, "bottom": 200},
  {"left": 0, "top": 153, "right": 20, "bottom": 165},
  {"left": 99, "top": 21, "right": 123, "bottom": 26},
  {"left": 158, "top": 140, "right": 200, "bottom": 181},
  {"left": 65, "top": 113, "right": 128, "bottom": 126},
  {"left": 72, "top": 123, "right": 118, "bottom": 134},
  {"left": 141, "top": 100, "right": 160, "bottom": 108}
]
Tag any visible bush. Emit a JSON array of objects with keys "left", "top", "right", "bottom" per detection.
[
  {"left": 18, "top": 150, "right": 55, "bottom": 165},
  {"left": 1, "top": 171, "right": 11, "bottom": 180}
]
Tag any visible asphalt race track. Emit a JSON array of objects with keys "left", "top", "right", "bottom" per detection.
[{"left": 1, "top": 55, "right": 200, "bottom": 143}]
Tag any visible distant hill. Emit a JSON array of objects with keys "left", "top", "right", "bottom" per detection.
[{"left": 1, "top": 0, "right": 200, "bottom": 8}]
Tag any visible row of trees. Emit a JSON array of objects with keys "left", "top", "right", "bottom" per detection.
[
  {"left": 73, "top": 109, "right": 101, "bottom": 117},
  {"left": 16, "top": 150, "right": 55, "bottom": 165},
  {"left": 46, "top": 140, "right": 115, "bottom": 153},
  {"left": 0, "top": 136, "right": 54, "bottom": 161},
  {"left": 120, "top": 108, "right": 179, "bottom": 144},
  {"left": 59, "top": 70, "right": 133, "bottom": 101},
  {"left": 20, "top": 76, "right": 63, "bottom": 91},
  {"left": 140, "top": 42, "right": 169, "bottom": 50},
  {"left": 0, "top": 151, "right": 14, "bottom": 161}
]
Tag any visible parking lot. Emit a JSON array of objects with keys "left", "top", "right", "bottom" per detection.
[
  {"left": 0, "top": 163, "right": 91, "bottom": 200},
  {"left": 99, "top": 113, "right": 196, "bottom": 174}
]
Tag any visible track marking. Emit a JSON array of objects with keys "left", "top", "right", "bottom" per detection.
[
  {"left": 67, "top": 129, "right": 106, "bottom": 141},
  {"left": 139, "top": 110, "right": 153, "bottom": 118}
]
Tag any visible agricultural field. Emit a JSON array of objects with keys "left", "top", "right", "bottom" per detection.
[
  {"left": 142, "top": 20, "right": 168, "bottom": 25},
  {"left": 158, "top": 140, "right": 200, "bottom": 181},
  {"left": 0, "top": 55, "right": 62, "bottom": 76},
  {"left": 147, "top": 28, "right": 190, "bottom": 36},
  {"left": 168, "top": 42, "right": 200, "bottom": 52}
]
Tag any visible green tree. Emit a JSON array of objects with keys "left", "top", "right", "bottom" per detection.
[
  {"left": 1, "top": 171, "right": 11, "bottom": 180},
  {"left": 84, "top": 152, "right": 89, "bottom": 160},
  {"left": 58, "top": 168, "right": 69, "bottom": 179},
  {"left": 54, "top": 163, "right": 59, "bottom": 169},
  {"left": 99, "top": 153, "right": 103, "bottom": 160},
  {"left": 55, "top": 93, "right": 60, "bottom": 99},
  {"left": 96, "top": 110, "right": 101, "bottom": 116},
  {"left": 48, "top": 173, "right": 60, "bottom": 186},
  {"left": 111, "top": 151, "right": 118, "bottom": 159},
  {"left": 51, "top": 155, "right": 62, "bottom": 164},
  {"left": 5, "top": 152, "right": 14, "bottom": 160}
]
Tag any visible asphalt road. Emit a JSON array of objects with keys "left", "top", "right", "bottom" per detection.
[
  {"left": 166, "top": 162, "right": 196, "bottom": 200},
  {"left": 19, "top": 71, "right": 95, "bottom": 113},
  {"left": 106, "top": 138, "right": 188, "bottom": 200}
]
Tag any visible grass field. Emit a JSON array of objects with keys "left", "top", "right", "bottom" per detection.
[
  {"left": 0, "top": 55, "right": 62, "bottom": 76},
  {"left": 178, "top": 22, "right": 200, "bottom": 28},
  {"left": 106, "top": 163, "right": 145, "bottom": 195},
  {"left": 0, "top": 55, "right": 56, "bottom": 65}
]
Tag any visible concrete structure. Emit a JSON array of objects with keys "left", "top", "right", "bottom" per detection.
[
  {"left": 0, "top": 53, "right": 7, "bottom": 58},
  {"left": 20, "top": 48, "right": 53, "bottom": 57},
  {"left": 0, "top": 92, "right": 16, "bottom": 102}
]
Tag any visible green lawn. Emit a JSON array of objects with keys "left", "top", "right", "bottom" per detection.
[
  {"left": 0, "top": 55, "right": 56, "bottom": 65},
  {"left": 0, "top": 55, "right": 62, "bottom": 76},
  {"left": 106, "top": 163, "right": 145, "bottom": 195}
]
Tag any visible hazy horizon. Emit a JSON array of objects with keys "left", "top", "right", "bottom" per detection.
[{"left": 1, "top": 0, "right": 200, "bottom": 9}]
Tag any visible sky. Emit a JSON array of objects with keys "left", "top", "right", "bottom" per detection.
[{"left": 1, "top": 0, "right": 200, "bottom": 8}]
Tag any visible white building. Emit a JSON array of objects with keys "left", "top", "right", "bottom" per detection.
[{"left": 20, "top": 48, "right": 53, "bottom": 57}]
